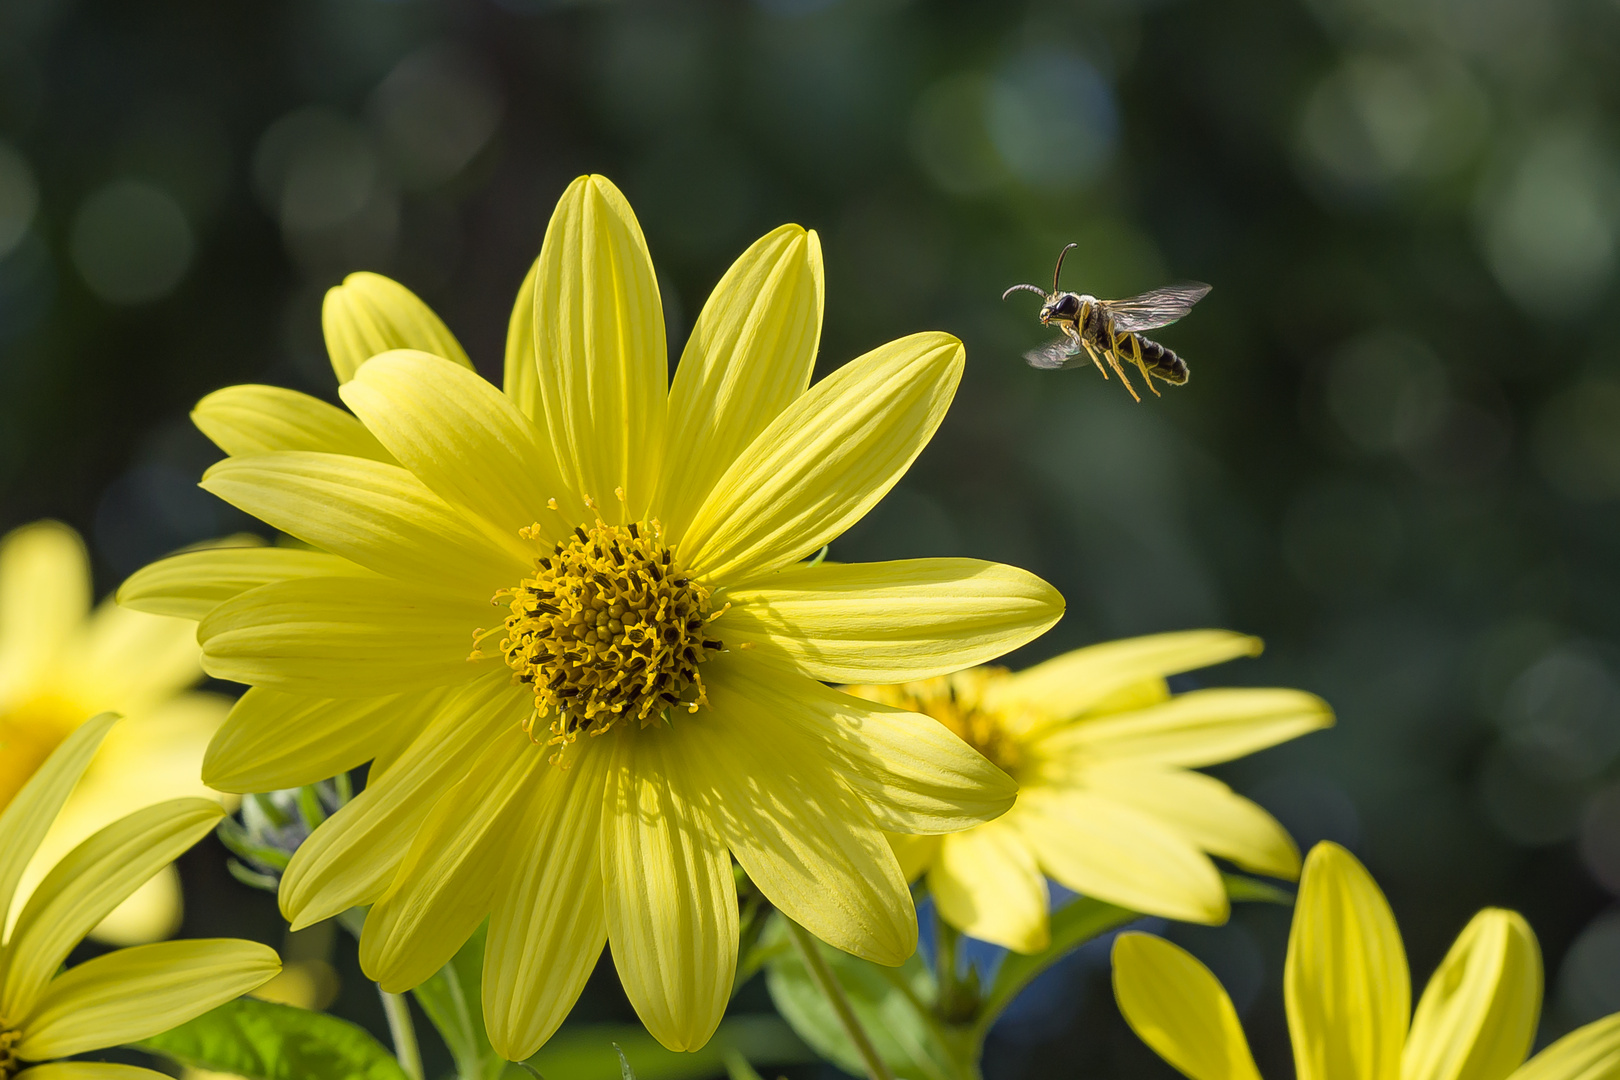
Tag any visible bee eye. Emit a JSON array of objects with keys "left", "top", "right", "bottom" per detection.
[{"left": 1055, "top": 295, "right": 1079, "bottom": 317}]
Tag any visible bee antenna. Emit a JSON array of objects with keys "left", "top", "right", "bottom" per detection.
[
  {"left": 1052, "top": 242, "right": 1079, "bottom": 294},
  {"left": 1001, "top": 283, "right": 1048, "bottom": 302}
]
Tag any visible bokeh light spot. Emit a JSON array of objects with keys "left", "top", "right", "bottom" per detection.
[
  {"left": 0, "top": 140, "right": 39, "bottom": 260},
  {"left": 68, "top": 179, "right": 194, "bottom": 305}
]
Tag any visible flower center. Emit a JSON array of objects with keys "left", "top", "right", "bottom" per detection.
[
  {"left": 844, "top": 669, "right": 1024, "bottom": 777},
  {"left": 0, "top": 1027, "right": 21, "bottom": 1080},
  {"left": 485, "top": 519, "right": 723, "bottom": 757},
  {"left": 0, "top": 697, "right": 80, "bottom": 812}
]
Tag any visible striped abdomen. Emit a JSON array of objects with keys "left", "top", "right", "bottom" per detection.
[{"left": 1130, "top": 334, "right": 1188, "bottom": 385}]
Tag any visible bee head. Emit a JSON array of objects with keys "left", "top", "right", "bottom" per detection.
[{"left": 1042, "top": 293, "right": 1081, "bottom": 324}]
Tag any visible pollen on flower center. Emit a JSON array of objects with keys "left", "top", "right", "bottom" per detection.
[
  {"left": 0, "top": 1027, "right": 21, "bottom": 1080},
  {"left": 480, "top": 517, "right": 724, "bottom": 756},
  {"left": 845, "top": 669, "right": 1024, "bottom": 777}
]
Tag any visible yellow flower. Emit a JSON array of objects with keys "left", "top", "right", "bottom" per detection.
[
  {"left": 0, "top": 715, "right": 280, "bottom": 1080},
  {"left": 120, "top": 174, "right": 1062, "bottom": 1056},
  {"left": 1113, "top": 841, "right": 1620, "bottom": 1080},
  {"left": 0, "top": 522, "right": 234, "bottom": 947},
  {"left": 844, "top": 631, "right": 1332, "bottom": 952}
]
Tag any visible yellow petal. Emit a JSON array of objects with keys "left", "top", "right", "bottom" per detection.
[
  {"left": 1403, "top": 909, "right": 1540, "bottom": 1080},
  {"left": 322, "top": 271, "right": 471, "bottom": 383},
  {"left": 679, "top": 332, "right": 962, "bottom": 584},
  {"left": 685, "top": 674, "right": 916, "bottom": 965},
  {"left": 722, "top": 557, "right": 1063, "bottom": 683},
  {"left": 199, "top": 452, "right": 522, "bottom": 593},
  {"left": 192, "top": 385, "right": 393, "bottom": 461},
  {"left": 340, "top": 349, "right": 585, "bottom": 552},
  {"left": 656, "top": 224, "right": 823, "bottom": 542},
  {"left": 17, "top": 1065, "right": 171, "bottom": 1079},
  {"left": 887, "top": 833, "right": 941, "bottom": 882},
  {"left": 601, "top": 725, "right": 736, "bottom": 1052},
  {"left": 1076, "top": 765, "right": 1301, "bottom": 880},
  {"left": 198, "top": 576, "right": 494, "bottom": 697},
  {"left": 708, "top": 655, "right": 1016, "bottom": 833},
  {"left": 484, "top": 739, "right": 612, "bottom": 1061},
  {"left": 986, "top": 631, "right": 1263, "bottom": 720},
  {"left": 533, "top": 175, "right": 666, "bottom": 522},
  {"left": 1016, "top": 789, "right": 1228, "bottom": 925},
  {"left": 278, "top": 673, "right": 521, "bottom": 929},
  {"left": 0, "top": 715, "right": 117, "bottom": 936},
  {"left": 1286, "top": 842, "right": 1410, "bottom": 1080},
  {"left": 118, "top": 544, "right": 371, "bottom": 621},
  {"left": 0, "top": 521, "right": 89, "bottom": 707},
  {"left": 502, "top": 257, "right": 542, "bottom": 420},
  {"left": 1038, "top": 687, "right": 1334, "bottom": 769},
  {"left": 203, "top": 687, "right": 445, "bottom": 793},
  {"left": 361, "top": 727, "right": 542, "bottom": 992},
  {"left": 17, "top": 939, "right": 280, "bottom": 1058},
  {"left": 1505, "top": 1014, "right": 1620, "bottom": 1080},
  {"left": 930, "top": 819, "right": 1048, "bottom": 952},
  {"left": 1111, "top": 931, "right": 1262, "bottom": 1080},
  {"left": 88, "top": 866, "right": 183, "bottom": 947},
  {"left": 2, "top": 799, "right": 223, "bottom": 1022},
  {"left": 58, "top": 601, "right": 201, "bottom": 716}
]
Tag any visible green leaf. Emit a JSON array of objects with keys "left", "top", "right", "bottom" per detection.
[
  {"left": 1222, "top": 872, "right": 1295, "bottom": 906},
  {"left": 412, "top": 922, "right": 506, "bottom": 1080},
  {"left": 975, "top": 895, "right": 1137, "bottom": 1037},
  {"left": 761, "top": 914, "right": 958, "bottom": 1080},
  {"left": 134, "top": 997, "right": 409, "bottom": 1080},
  {"left": 519, "top": 1017, "right": 814, "bottom": 1080}
]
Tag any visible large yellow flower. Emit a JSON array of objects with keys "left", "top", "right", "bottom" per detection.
[
  {"left": 846, "top": 631, "right": 1332, "bottom": 952},
  {"left": 0, "top": 715, "right": 280, "bottom": 1080},
  {"left": 121, "top": 175, "right": 1062, "bottom": 1056},
  {"left": 1113, "top": 841, "right": 1620, "bottom": 1080},
  {"left": 0, "top": 521, "right": 233, "bottom": 947}
]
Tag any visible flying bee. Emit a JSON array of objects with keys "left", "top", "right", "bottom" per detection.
[{"left": 1003, "top": 242, "right": 1211, "bottom": 403}]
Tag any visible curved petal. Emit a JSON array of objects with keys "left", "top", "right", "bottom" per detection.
[
  {"left": 1075, "top": 765, "right": 1301, "bottom": 880},
  {"left": 1112, "top": 931, "right": 1262, "bottom": 1080},
  {"left": 887, "top": 833, "right": 941, "bottom": 883},
  {"left": 1286, "top": 842, "right": 1409, "bottom": 1080},
  {"left": 88, "top": 865, "right": 182, "bottom": 947},
  {"left": 341, "top": 349, "right": 585, "bottom": 552},
  {"left": 484, "top": 739, "right": 612, "bottom": 1060},
  {"left": 192, "top": 384, "right": 393, "bottom": 462},
  {"left": 601, "top": 725, "right": 736, "bottom": 1052},
  {"left": 361, "top": 726, "right": 542, "bottom": 992},
  {"left": 985, "top": 631, "right": 1263, "bottom": 720},
  {"left": 60, "top": 601, "right": 201, "bottom": 715},
  {"left": 656, "top": 225, "right": 823, "bottom": 542},
  {"left": 322, "top": 271, "right": 471, "bottom": 383},
  {"left": 0, "top": 521, "right": 89, "bottom": 706},
  {"left": 683, "top": 678, "right": 915, "bottom": 965},
  {"left": 2, "top": 799, "right": 223, "bottom": 1022},
  {"left": 929, "top": 820, "right": 1048, "bottom": 953},
  {"left": 0, "top": 715, "right": 117, "bottom": 936},
  {"left": 707, "top": 655, "right": 1015, "bottom": 834},
  {"left": 1506, "top": 1014, "right": 1620, "bottom": 1080},
  {"left": 503, "top": 257, "right": 542, "bottom": 420},
  {"left": 17, "top": 939, "right": 280, "bottom": 1058},
  {"left": 203, "top": 687, "right": 444, "bottom": 792},
  {"left": 18, "top": 1065, "right": 171, "bottom": 1079},
  {"left": 533, "top": 175, "right": 666, "bottom": 522},
  {"left": 199, "top": 452, "right": 522, "bottom": 593},
  {"left": 679, "top": 332, "right": 962, "bottom": 585},
  {"left": 1404, "top": 909, "right": 1540, "bottom": 1080},
  {"left": 1038, "top": 688, "right": 1334, "bottom": 769},
  {"left": 198, "top": 576, "right": 495, "bottom": 697},
  {"left": 1016, "top": 789, "right": 1228, "bottom": 925},
  {"left": 118, "top": 544, "right": 372, "bottom": 621},
  {"left": 277, "top": 674, "right": 522, "bottom": 929},
  {"left": 722, "top": 558, "right": 1063, "bottom": 684}
]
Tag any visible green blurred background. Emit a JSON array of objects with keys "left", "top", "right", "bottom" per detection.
[{"left": 5, "top": 0, "right": 1620, "bottom": 1075}]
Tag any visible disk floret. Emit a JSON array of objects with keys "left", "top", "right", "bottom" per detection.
[
  {"left": 0, "top": 1027, "right": 20, "bottom": 1080},
  {"left": 849, "top": 668, "right": 1024, "bottom": 777},
  {"left": 489, "top": 518, "right": 724, "bottom": 754}
]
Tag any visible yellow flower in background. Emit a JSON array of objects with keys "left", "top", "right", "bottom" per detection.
[
  {"left": 0, "top": 521, "right": 234, "bottom": 947},
  {"left": 0, "top": 715, "right": 279, "bottom": 1079},
  {"left": 121, "top": 174, "right": 1064, "bottom": 1056},
  {"left": 1112, "top": 841, "right": 1620, "bottom": 1080},
  {"left": 846, "top": 631, "right": 1332, "bottom": 952}
]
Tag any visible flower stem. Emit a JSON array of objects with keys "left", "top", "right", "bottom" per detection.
[
  {"left": 784, "top": 918, "right": 895, "bottom": 1080},
  {"left": 379, "top": 987, "right": 424, "bottom": 1080}
]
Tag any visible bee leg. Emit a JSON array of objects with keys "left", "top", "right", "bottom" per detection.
[
  {"left": 1102, "top": 345, "right": 1142, "bottom": 403},
  {"left": 1082, "top": 342, "right": 1109, "bottom": 379},
  {"left": 1123, "top": 334, "right": 1160, "bottom": 398}
]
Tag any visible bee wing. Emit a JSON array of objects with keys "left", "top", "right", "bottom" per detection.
[
  {"left": 1024, "top": 336, "right": 1086, "bottom": 370},
  {"left": 1104, "top": 282, "right": 1212, "bottom": 333}
]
